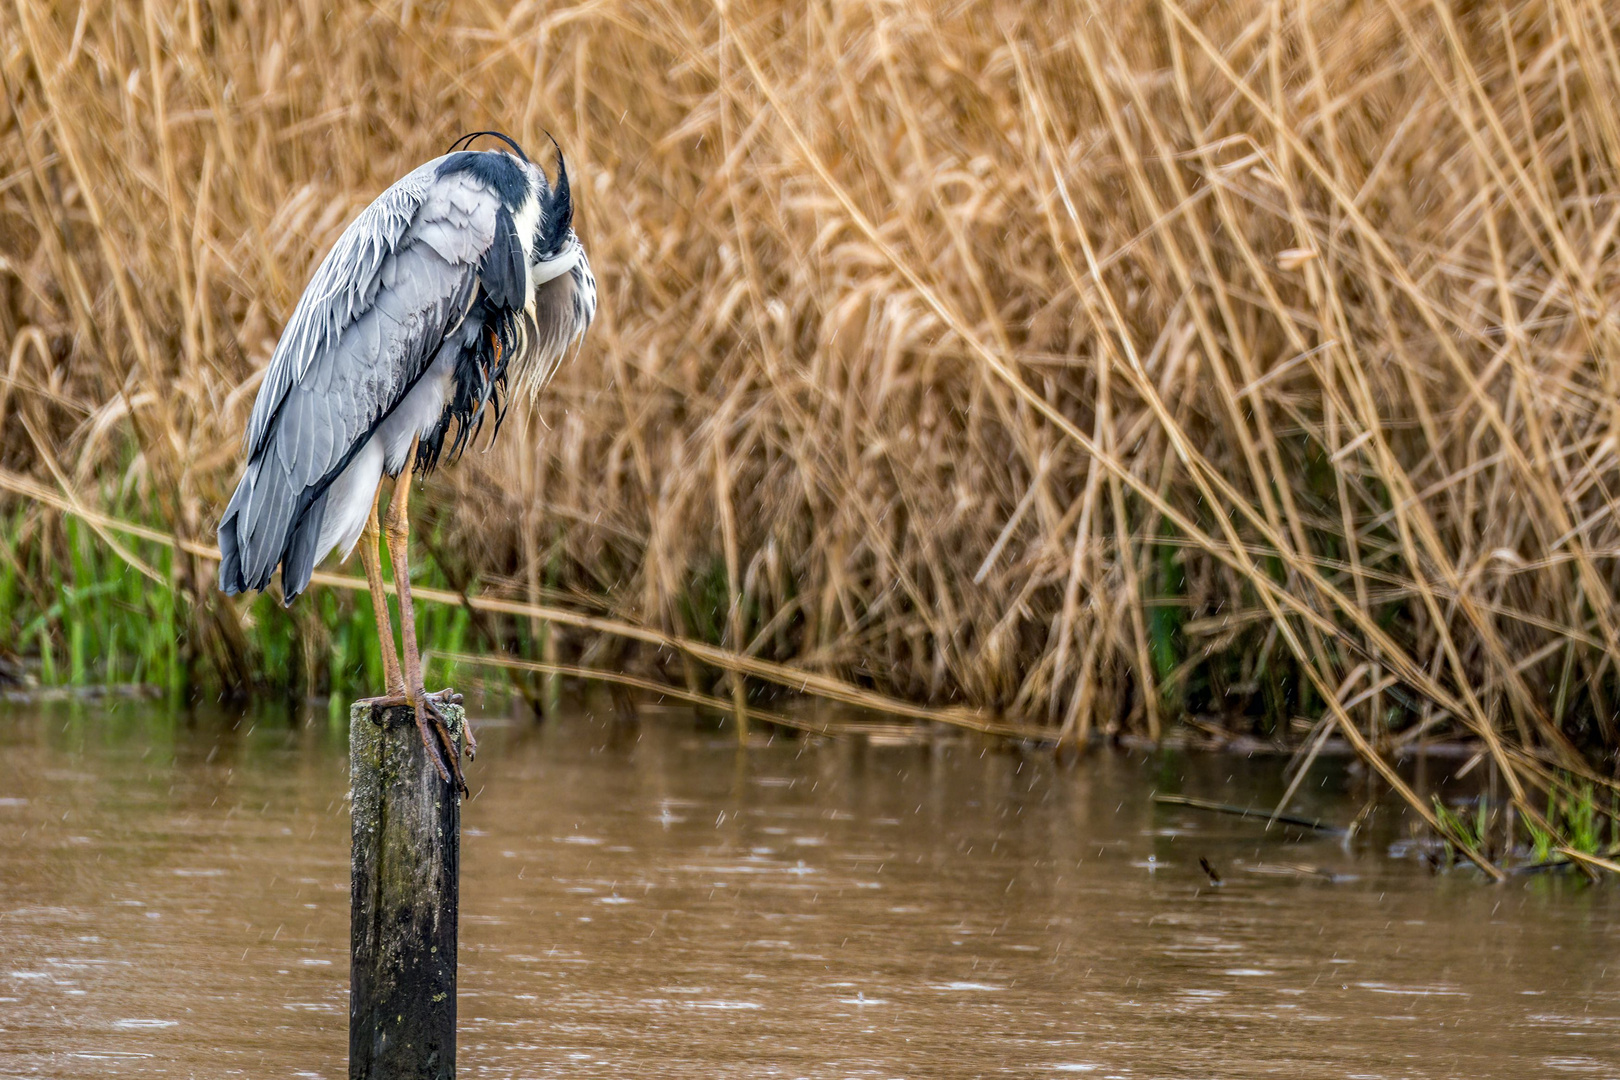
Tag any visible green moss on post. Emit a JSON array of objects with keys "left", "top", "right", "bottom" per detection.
[{"left": 349, "top": 702, "right": 462, "bottom": 1080}]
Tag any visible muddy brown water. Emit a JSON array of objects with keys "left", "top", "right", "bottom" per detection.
[{"left": 1, "top": 701, "right": 1618, "bottom": 1078}]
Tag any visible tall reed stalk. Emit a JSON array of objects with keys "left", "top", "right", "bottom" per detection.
[{"left": 3, "top": 0, "right": 1619, "bottom": 866}]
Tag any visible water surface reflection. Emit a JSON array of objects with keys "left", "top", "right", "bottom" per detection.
[{"left": 1, "top": 703, "right": 1617, "bottom": 1077}]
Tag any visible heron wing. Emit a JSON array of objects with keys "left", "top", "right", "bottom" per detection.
[
  {"left": 244, "top": 157, "right": 504, "bottom": 458},
  {"left": 222, "top": 156, "right": 527, "bottom": 595}
]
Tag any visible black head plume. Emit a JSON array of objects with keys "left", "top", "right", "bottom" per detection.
[
  {"left": 538, "top": 132, "right": 574, "bottom": 257},
  {"left": 548, "top": 132, "right": 572, "bottom": 232},
  {"left": 446, "top": 129, "right": 530, "bottom": 163}
]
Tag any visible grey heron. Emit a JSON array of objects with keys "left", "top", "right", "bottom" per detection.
[{"left": 217, "top": 132, "right": 596, "bottom": 792}]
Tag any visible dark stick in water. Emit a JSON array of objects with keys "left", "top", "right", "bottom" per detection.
[{"left": 1154, "top": 793, "right": 1347, "bottom": 835}]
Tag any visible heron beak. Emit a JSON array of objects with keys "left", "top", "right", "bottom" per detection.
[{"left": 531, "top": 243, "right": 580, "bottom": 286}]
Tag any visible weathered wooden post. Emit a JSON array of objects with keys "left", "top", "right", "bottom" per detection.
[{"left": 349, "top": 702, "right": 463, "bottom": 1080}]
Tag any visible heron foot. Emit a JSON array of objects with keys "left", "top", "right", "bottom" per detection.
[
  {"left": 421, "top": 687, "right": 474, "bottom": 763},
  {"left": 356, "top": 687, "right": 468, "bottom": 795},
  {"left": 428, "top": 689, "right": 476, "bottom": 760},
  {"left": 415, "top": 692, "right": 468, "bottom": 797}
]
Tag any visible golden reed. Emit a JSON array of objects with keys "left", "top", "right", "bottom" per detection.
[{"left": 3, "top": 0, "right": 1619, "bottom": 869}]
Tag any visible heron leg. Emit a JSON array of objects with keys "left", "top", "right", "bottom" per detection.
[
  {"left": 358, "top": 479, "right": 404, "bottom": 695},
  {"left": 383, "top": 446, "right": 466, "bottom": 794}
]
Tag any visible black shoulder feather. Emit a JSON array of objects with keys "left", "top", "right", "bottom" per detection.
[
  {"left": 436, "top": 150, "right": 528, "bottom": 209},
  {"left": 482, "top": 205, "right": 527, "bottom": 310}
]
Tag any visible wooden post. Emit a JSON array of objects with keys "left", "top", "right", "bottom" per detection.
[{"left": 349, "top": 702, "right": 462, "bottom": 1080}]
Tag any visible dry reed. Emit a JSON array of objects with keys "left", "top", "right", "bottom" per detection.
[{"left": 4, "top": 0, "right": 1620, "bottom": 865}]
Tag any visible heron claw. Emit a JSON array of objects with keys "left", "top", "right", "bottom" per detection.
[
  {"left": 424, "top": 687, "right": 473, "bottom": 759},
  {"left": 356, "top": 690, "right": 408, "bottom": 717},
  {"left": 415, "top": 691, "right": 468, "bottom": 796}
]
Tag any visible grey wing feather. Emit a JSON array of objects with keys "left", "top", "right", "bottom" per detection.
[
  {"left": 230, "top": 242, "right": 479, "bottom": 589},
  {"left": 221, "top": 157, "right": 506, "bottom": 597},
  {"left": 244, "top": 159, "right": 501, "bottom": 458},
  {"left": 246, "top": 163, "right": 425, "bottom": 459}
]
